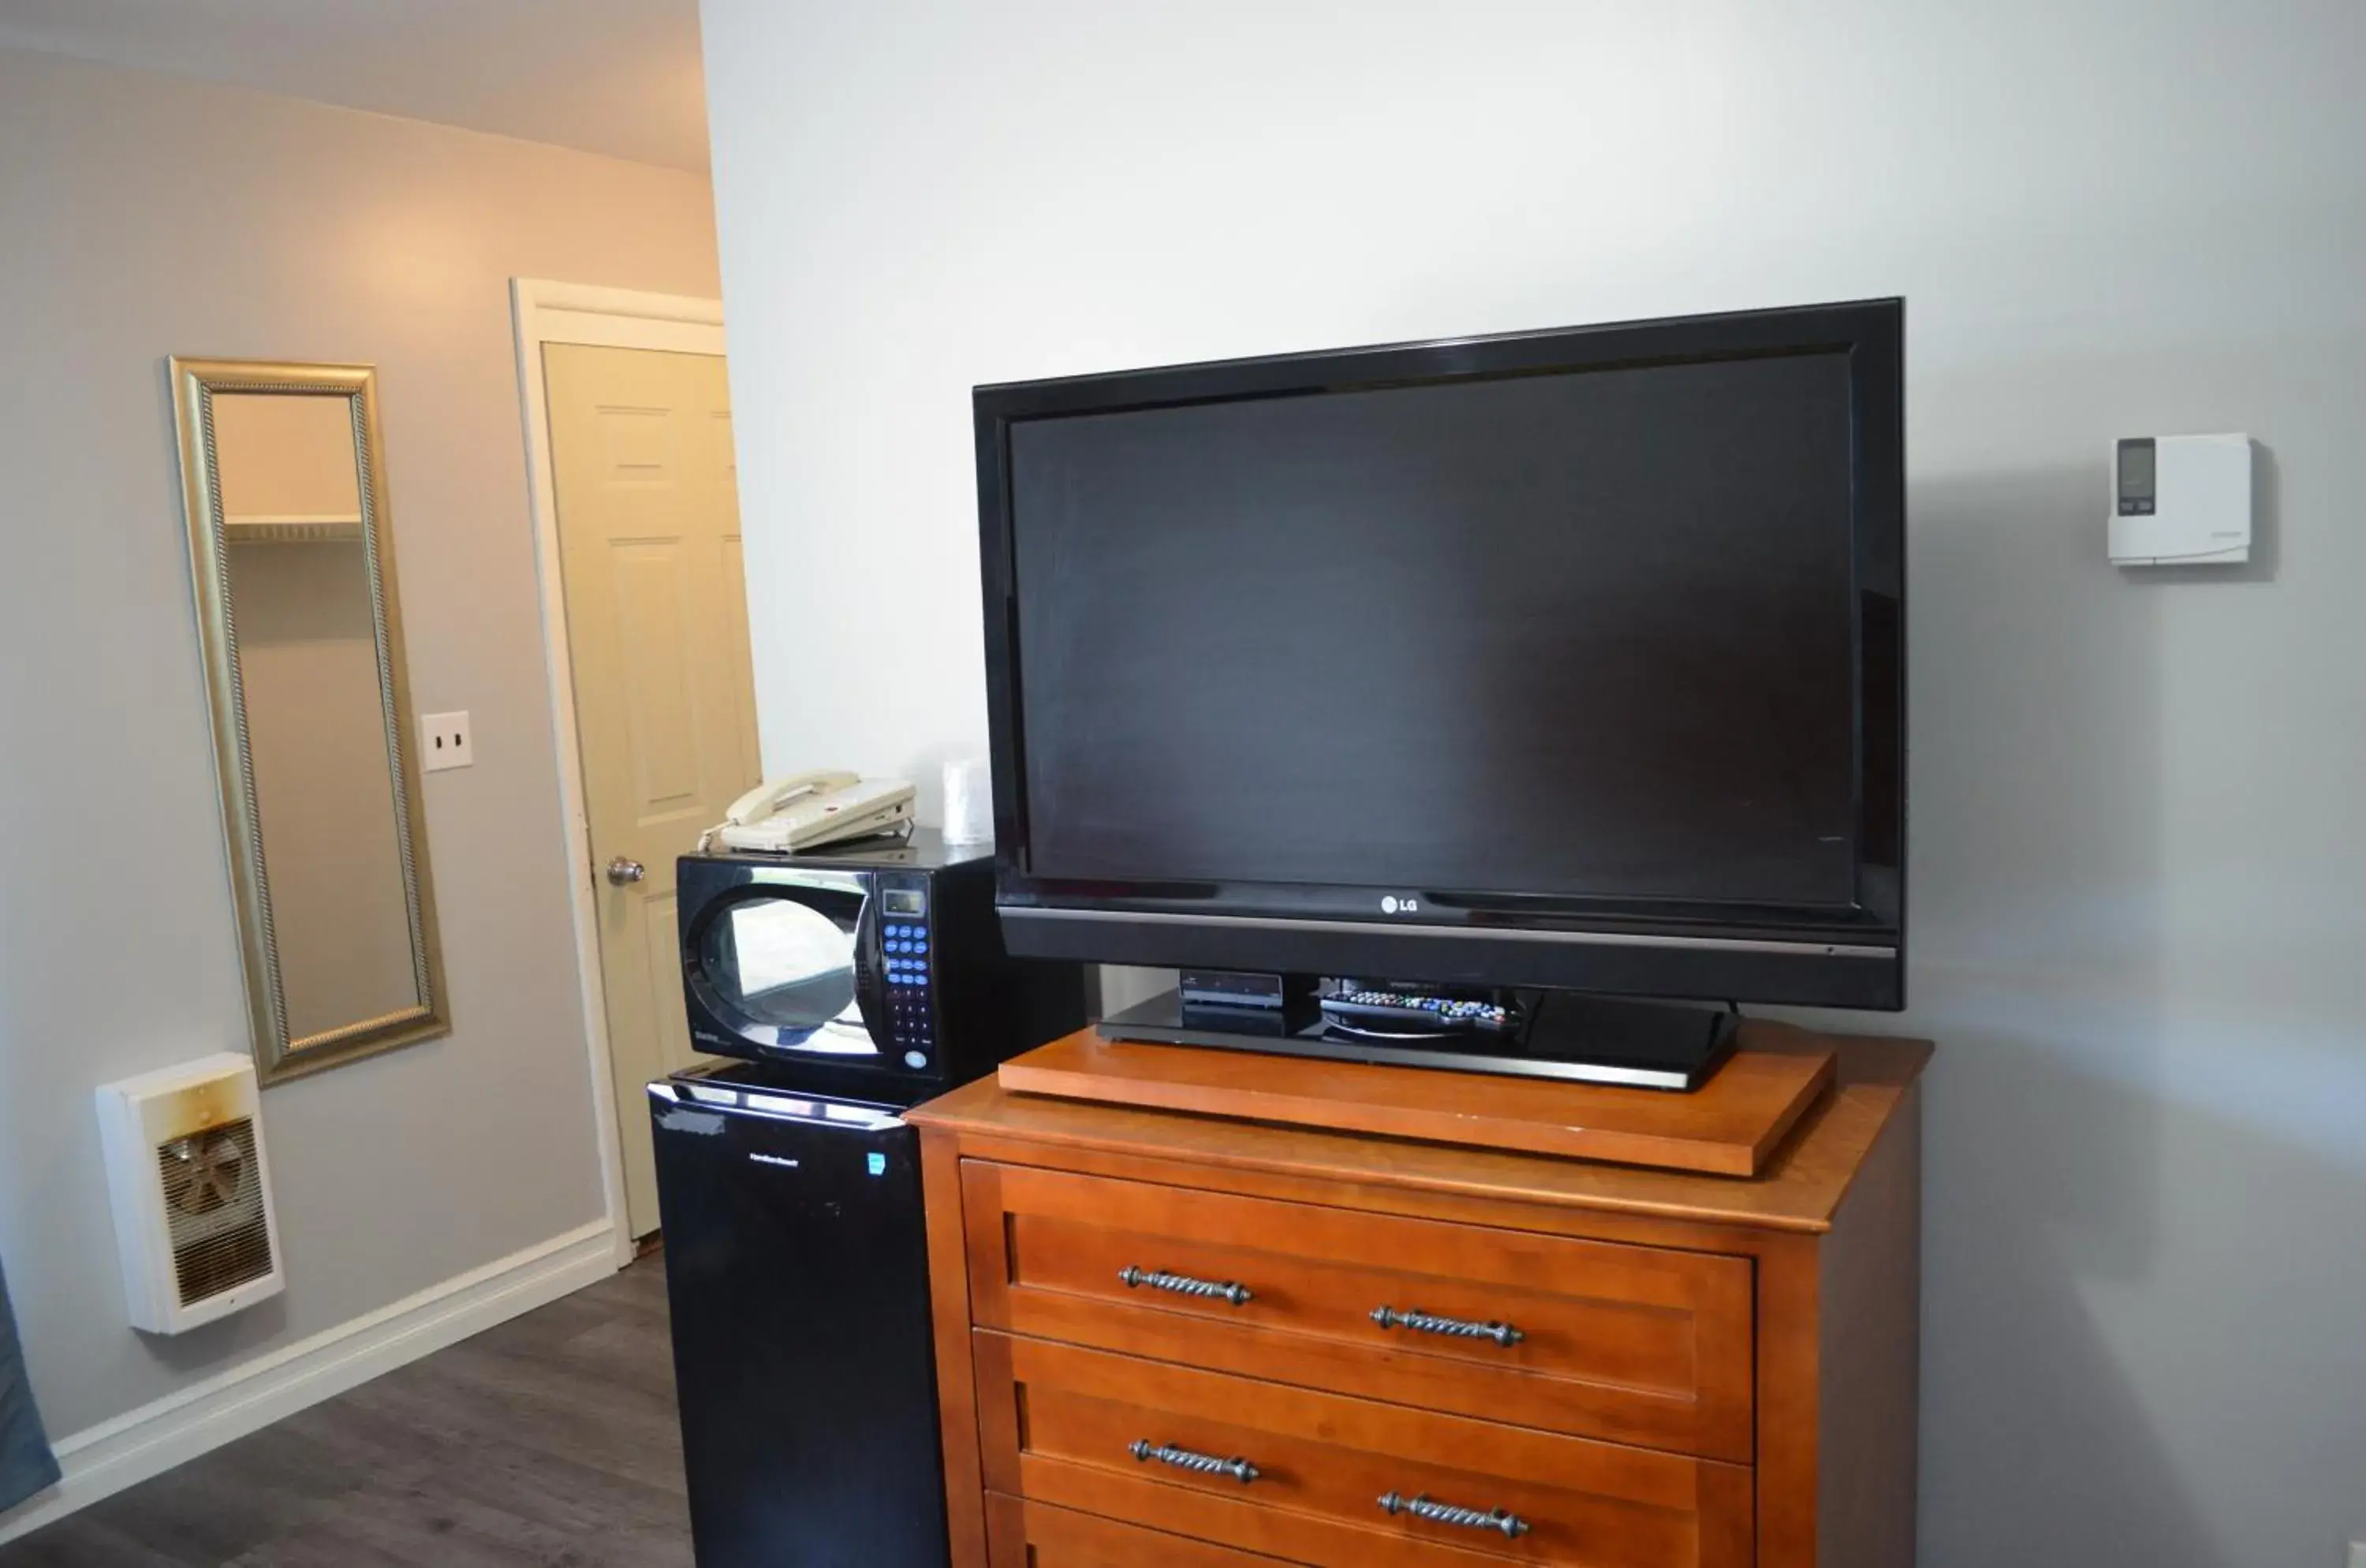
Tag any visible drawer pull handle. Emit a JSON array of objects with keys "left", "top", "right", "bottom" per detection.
[
  {"left": 1119, "top": 1265, "right": 1252, "bottom": 1307},
  {"left": 1378, "top": 1490, "right": 1530, "bottom": 1539},
  {"left": 1370, "top": 1305, "right": 1524, "bottom": 1347},
  {"left": 1129, "top": 1439, "right": 1260, "bottom": 1485}
]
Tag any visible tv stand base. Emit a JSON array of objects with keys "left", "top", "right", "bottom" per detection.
[{"left": 1099, "top": 987, "right": 1738, "bottom": 1092}]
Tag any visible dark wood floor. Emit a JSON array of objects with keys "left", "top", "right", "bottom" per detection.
[{"left": 1, "top": 1253, "right": 692, "bottom": 1567}]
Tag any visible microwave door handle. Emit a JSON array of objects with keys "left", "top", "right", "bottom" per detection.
[{"left": 853, "top": 893, "right": 885, "bottom": 1041}]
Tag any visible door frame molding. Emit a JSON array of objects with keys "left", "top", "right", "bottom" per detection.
[{"left": 510, "top": 279, "right": 728, "bottom": 1265}]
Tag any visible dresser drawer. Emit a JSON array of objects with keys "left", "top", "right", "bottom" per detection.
[
  {"left": 976, "top": 1332, "right": 1752, "bottom": 1568},
  {"left": 961, "top": 1161, "right": 1754, "bottom": 1461},
  {"left": 987, "top": 1492, "right": 1302, "bottom": 1566}
]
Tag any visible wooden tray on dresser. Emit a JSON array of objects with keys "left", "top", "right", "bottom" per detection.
[
  {"left": 998, "top": 1029, "right": 1838, "bottom": 1177},
  {"left": 912, "top": 1019, "right": 1931, "bottom": 1568}
]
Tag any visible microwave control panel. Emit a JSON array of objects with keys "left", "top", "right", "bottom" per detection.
[{"left": 879, "top": 880, "right": 934, "bottom": 1070}]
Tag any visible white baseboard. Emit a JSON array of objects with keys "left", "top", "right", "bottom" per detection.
[{"left": 0, "top": 1219, "right": 619, "bottom": 1546}]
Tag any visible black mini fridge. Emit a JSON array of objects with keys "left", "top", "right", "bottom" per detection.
[{"left": 648, "top": 1067, "right": 946, "bottom": 1567}]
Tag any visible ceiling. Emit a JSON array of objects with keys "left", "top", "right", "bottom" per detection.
[{"left": 0, "top": 0, "right": 711, "bottom": 172}]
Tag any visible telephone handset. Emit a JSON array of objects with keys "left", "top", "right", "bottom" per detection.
[
  {"left": 709, "top": 770, "right": 916, "bottom": 854},
  {"left": 723, "top": 770, "right": 861, "bottom": 827}
]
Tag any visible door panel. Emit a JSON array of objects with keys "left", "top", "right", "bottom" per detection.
[
  {"left": 546, "top": 342, "right": 757, "bottom": 1238},
  {"left": 718, "top": 535, "right": 760, "bottom": 786},
  {"left": 610, "top": 539, "right": 704, "bottom": 815},
  {"left": 640, "top": 890, "right": 700, "bottom": 1078},
  {"left": 595, "top": 401, "right": 674, "bottom": 480}
]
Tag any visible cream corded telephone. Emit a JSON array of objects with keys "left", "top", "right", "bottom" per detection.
[{"left": 706, "top": 770, "right": 916, "bottom": 854}]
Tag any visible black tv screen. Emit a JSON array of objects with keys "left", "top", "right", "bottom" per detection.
[{"left": 976, "top": 301, "right": 1904, "bottom": 1010}]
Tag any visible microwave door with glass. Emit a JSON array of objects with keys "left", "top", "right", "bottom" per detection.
[{"left": 684, "top": 869, "right": 883, "bottom": 1060}]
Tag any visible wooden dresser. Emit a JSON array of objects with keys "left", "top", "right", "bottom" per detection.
[{"left": 909, "top": 1021, "right": 1928, "bottom": 1568}]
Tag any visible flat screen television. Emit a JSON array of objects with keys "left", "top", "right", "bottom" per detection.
[{"left": 973, "top": 299, "right": 1905, "bottom": 1074}]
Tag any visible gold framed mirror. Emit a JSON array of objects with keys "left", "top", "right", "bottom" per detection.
[{"left": 170, "top": 359, "right": 449, "bottom": 1084}]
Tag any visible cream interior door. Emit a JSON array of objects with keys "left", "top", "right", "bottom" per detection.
[{"left": 545, "top": 343, "right": 760, "bottom": 1238}]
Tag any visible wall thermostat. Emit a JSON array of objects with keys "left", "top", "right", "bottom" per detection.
[{"left": 2110, "top": 433, "right": 2253, "bottom": 566}]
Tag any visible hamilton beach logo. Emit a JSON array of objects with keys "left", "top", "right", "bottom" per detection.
[{"left": 1379, "top": 895, "right": 1419, "bottom": 915}]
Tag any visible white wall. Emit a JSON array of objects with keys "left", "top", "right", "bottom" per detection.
[
  {"left": 0, "top": 45, "right": 718, "bottom": 1450},
  {"left": 701, "top": 2, "right": 2366, "bottom": 1562}
]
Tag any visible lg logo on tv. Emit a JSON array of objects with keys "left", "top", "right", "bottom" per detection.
[{"left": 1379, "top": 895, "right": 1419, "bottom": 915}]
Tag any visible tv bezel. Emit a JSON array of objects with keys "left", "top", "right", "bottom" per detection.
[{"left": 974, "top": 298, "right": 1905, "bottom": 1010}]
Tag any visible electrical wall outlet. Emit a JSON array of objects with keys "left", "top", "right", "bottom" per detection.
[{"left": 418, "top": 711, "right": 472, "bottom": 772}]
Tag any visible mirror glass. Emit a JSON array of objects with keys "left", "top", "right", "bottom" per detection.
[{"left": 174, "top": 362, "right": 447, "bottom": 1082}]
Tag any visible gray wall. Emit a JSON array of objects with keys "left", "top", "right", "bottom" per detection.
[
  {"left": 0, "top": 47, "right": 718, "bottom": 1440},
  {"left": 698, "top": 2, "right": 2366, "bottom": 1562}
]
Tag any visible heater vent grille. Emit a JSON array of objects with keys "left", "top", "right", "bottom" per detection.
[{"left": 157, "top": 1118, "right": 274, "bottom": 1306}]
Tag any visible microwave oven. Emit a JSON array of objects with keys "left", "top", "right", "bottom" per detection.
[{"left": 676, "top": 831, "right": 1084, "bottom": 1101}]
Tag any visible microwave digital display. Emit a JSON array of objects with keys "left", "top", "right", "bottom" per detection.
[{"left": 882, "top": 890, "right": 927, "bottom": 916}]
